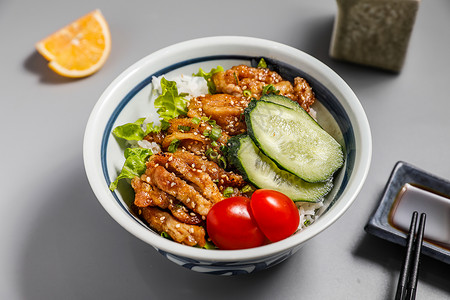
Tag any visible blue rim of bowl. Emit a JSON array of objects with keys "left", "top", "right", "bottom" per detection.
[{"left": 101, "top": 55, "right": 356, "bottom": 224}]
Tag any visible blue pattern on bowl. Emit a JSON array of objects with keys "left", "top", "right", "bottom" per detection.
[{"left": 157, "top": 245, "right": 302, "bottom": 275}]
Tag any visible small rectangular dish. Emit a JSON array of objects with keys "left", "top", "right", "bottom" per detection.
[{"left": 365, "top": 161, "right": 450, "bottom": 264}]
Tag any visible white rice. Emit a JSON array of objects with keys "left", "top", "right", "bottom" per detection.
[
  {"left": 137, "top": 140, "right": 161, "bottom": 153},
  {"left": 297, "top": 201, "right": 323, "bottom": 230},
  {"left": 151, "top": 74, "right": 208, "bottom": 99}
]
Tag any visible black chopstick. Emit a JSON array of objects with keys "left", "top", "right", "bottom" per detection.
[{"left": 395, "top": 211, "right": 427, "bottom": 300}]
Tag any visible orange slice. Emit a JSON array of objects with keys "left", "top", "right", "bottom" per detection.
[{"left": 35, "top": 9, "right": 111, "bottom": 78}]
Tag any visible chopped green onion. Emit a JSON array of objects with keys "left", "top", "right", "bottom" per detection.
[
  {"left": 223, "top": 187, "right": 234, "bottom": 198},
  {"left": 161, "top": 232, "right": 173, "bottom": 240},
  {"left": 262, "top": 84, "right": 279, "bottom": 95},
  {"left": 257, "top": 58, "right": 268, "bottom": 68},
  {"left": 211, "top": 141, "right": 218, "bottom": 147},
  {"left": 209, "top": 126, "right": 222, "bottom": 141},
  {"left": 241, "top": 185, "right": 253, "bottom": 193},
  {"left": 168, "top": 139, "right": 180, "bottom": 153},
  {"left": 207, "top": 119, "right": 217, "bottom": 126},
  {"left": 304, "top": 219, "right": 312, "bottom": 227},
  {"left": 219, "top": 145, "right": 228, "bottom": 154},
  {"left": 178, "top": 125, "right": 191, "bottom": 132},
  {"left": 243, "top": 89, "right": 252, "bottom": 97},
  {"left": 206, "top": 148, "right": 218, "bottom": 160},
  {"left": 233, "top": 72, "right": 239, "bottom": 84},
  {"left": 205, "top": 147, "right": 214, "bottom": 156},
  {"left": 218, "top": 156, "right": 227, "bottom": 169},
  {"left": 192, "top": 117, "right": 201, "bottom": 124}
]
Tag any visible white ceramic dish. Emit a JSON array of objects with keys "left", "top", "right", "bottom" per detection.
[{"left": 83, "top": 36, "right": 372, "bottom": 275}]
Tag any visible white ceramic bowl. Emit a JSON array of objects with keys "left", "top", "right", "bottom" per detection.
[{"left": 83, "top": 36, "right": 372, "bottom": 275}]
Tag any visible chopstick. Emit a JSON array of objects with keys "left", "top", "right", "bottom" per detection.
[{"left": 395, "top": 211, "right": 427, "bottom": 300}]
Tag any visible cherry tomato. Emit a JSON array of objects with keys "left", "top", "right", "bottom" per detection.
[
  {"left": 250, "top": 189, "right": 300, "bottom": 242},
  {"left": 206, "top": 196, "right": 266, "bottom": 250}
]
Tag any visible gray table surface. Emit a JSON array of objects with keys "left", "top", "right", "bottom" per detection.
[{"left": 2, "top": 0, "right": 450, "bottom": 299}]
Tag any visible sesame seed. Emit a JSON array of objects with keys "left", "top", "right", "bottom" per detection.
[{"left": 170, "top": 182, "right": 176, "bottom": 187}]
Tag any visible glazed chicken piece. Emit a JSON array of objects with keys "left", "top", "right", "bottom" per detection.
[
  {"left": 211, "top": 64, "right": 316, "bottom": 112},
  {"left": 212, "top": 64, "right": 283, "bottom": 97},
  {"left": 172, "top": 151, "right": 247, "bottom": 190},
  {"left": 161, "top": 118, "right": 229, "bottom": 155},
  {"left": 293, "top": 77, "right": 316, "bottom": 112},
  {"left": 131, "top": 176, "right": 203, "bottom": 225},
  {"left": 149, "top": 152, "right": 225, "bottom": 204},
  {"left": 141, "top": 206, "right": 206, "bottom": 247},
  {"left": 143, "top": 130, "right": 165, "bottom": 145},
  {"left": 144, "top": 160, "right": 213, "bottom": 216},
  {"left": 131, "top": 148, "right": 246, "bottom": 243},
  {"left": 132, "top": 176, "right": 172, "bottom": 208},
  {"left": 187, "top": 94, "right": 247, "bottom": 135}
]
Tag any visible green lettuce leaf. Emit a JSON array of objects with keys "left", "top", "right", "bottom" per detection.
[
  {"left": 112, "top": 117, "right": 160, "bottom": 141},
  {"left": 193, "top": 66, "right": 224, "bottom": 94},
  {"left": 109, "top": 147, "right": 153, "bottom": 191},
  {"left": 154, "top": 78, "right": 189, "bottom": 122}
]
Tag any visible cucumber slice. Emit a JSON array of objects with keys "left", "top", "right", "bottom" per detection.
[
  {"left": 245, "top": 98, "right": 344, "bottom": 182},
  {"left": 259, "top": 94, "right": 303, "bottom": 112},
  {"left": 227, "top": 134, "right": 333, "bottom": 202}
]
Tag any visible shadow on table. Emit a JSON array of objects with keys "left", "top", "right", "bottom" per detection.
[
  {"left": 18, "top": 158, "right": 292, "bottom": 300},
  {"left": 354, "top": 229, "right": 450, "bottom": 298},
  {"left": 23, "top": 50, "right": 84, "bottom": 84}
]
